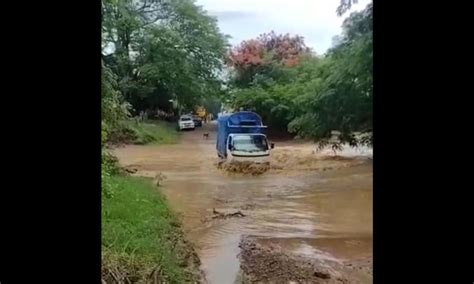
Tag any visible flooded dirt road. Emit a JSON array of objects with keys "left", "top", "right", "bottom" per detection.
[{"left": 114, "top": 122, "right": 373, "bottom": 283}]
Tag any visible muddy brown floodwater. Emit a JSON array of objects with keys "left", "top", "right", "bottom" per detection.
[{"left": 114, "top": 122, "right": 373, "bottom": 284}]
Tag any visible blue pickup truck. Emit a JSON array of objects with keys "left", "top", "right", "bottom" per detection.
[{"left": 216, "top": 111, "right": 273, "bottom": 163}]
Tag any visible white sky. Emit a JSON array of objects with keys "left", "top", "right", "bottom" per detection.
[{"left": 196, "top": 0, "right": 371, "bottom": 55}]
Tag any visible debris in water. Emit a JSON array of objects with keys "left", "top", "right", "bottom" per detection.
[
  {"left": 212, "top": 208, "right": 246, "bottom": 219},
  {"left": 125, "top": 167, "right": 138, "bottom": 174},
  {"left": 201, "top": 208, "right": 247, "bottom": 223},
  {"left": 153, "top": 172, "right": 167, "bottom": 186}
]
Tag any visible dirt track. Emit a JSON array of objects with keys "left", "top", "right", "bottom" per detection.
[{"left": 114, "top": 121, "right": 373, "bottom": 283}]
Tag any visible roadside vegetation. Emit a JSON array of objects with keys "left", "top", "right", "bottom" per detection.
[
  {"left": 102, "top": 176, "right": 202, "bottom": 283},
  {"left": 225, "top": 3, "right": 373, "bottom": 149},
  {"left": 100, "top": 0, "right": 228, "bottom": 201},
  {"left": 107, "top": 120, "right": 178, "bottom": 145},
  {"left": 101, "top": 0, "right": 229, "bottom": 281}
]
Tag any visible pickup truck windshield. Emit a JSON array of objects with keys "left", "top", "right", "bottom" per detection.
[{"left": 232, "top": 135, "right": 268, "bottom": 152}]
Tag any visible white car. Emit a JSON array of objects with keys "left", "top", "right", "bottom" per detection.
[{"left": 178, "top": 115, "right": 195, "bottom": 131}]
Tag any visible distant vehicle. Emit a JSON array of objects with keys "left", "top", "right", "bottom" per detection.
[
  {"left": 192, "top": 115, "right": 203, "bottom": 127},
  {"left": 178, "top": 115, "right": 195, "bottom": 131},
  {"left": 195, "top": 106, "right": 207, "bottom": 119},
  {"left": 216, "top": 111, "right": 274, "bottom": 163}
]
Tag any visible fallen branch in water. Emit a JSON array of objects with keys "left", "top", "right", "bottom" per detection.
[
  {"left": 201, "top": 208, "right": 247, "bottom": 223},
  {"left": 212, "top": 208, "right": 246, "bottom": 219}
]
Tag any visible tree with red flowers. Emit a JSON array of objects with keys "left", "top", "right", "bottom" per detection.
[{"left": 227, "top": 31, "right": 310, "bottom": 87}]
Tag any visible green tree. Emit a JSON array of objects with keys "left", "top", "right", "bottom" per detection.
[
  {"left": 228, "top": 54, "right": 323, "bottom": 133},
  {"left": 101, "top": 59, "right": 130, "bottom": 129},
  {"left": 225, "top": 3, "right": 373, "bottom": 146},
  {"left": 225, "top": 32, "right": 313, "bottom": 133},
  {"left": 337, "top": 0, "right": 358, "bottom": 16},
  {"left": 289, "top": 3, "right": 373, "bottom": 147},
  {"left": 227, "top": 32, "right": 310, "bottom": 88},
  {"left": 102, "top": 0, "right": 228, "bottom": 115}
]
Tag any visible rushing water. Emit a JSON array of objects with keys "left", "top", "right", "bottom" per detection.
[{"left": 114, "top": 123, "right": 373, "bottom": 284}]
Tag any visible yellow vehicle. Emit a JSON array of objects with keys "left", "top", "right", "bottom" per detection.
[{"left": 195, "top": 106, "right": 207, "bottom": 120}]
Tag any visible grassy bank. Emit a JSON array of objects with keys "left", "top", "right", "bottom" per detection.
[
  {"left": 108, "top": 120, "right": 178, "bottom": 145},
  {"left": 102, "top": 176, "right": 202, "bottom": 283}
]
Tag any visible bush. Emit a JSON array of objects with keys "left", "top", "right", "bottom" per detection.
[
  {"left": 102, "top": 150, "right": 121, "bottom": 199},
  {"left": 107, "top": 123, "right": 140, "bottom": 145},
  {"left": 107, "top": 120, "right": 178, "bottom": 145}
]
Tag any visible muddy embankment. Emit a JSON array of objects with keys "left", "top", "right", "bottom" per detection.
[{"left": 238, "top": 237, "right": 372, "bottom": 284}]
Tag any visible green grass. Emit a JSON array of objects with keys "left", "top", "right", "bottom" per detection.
[
  {"left": 126, "top": 120, "right": 179, "bottom": 145},
  {"left": 102, "top": 176, "right": 200, "bottom": 283},
  {"left": 108, "top": 120, "right": 179, "bottom": 145}
]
